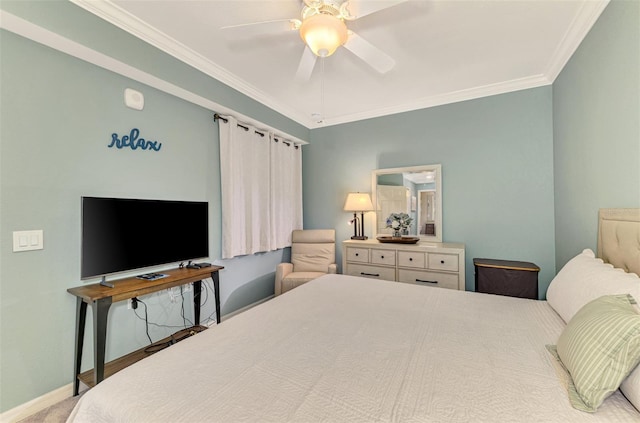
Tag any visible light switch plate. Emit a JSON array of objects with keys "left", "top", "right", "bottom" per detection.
[{"left": 13, "top": 230, "right": 43, "bottom": 252}]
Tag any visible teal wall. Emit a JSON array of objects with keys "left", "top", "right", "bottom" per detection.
[
  {"left": 305, "top": 87, "right": 556, "bottom": 296},
  {"left": 0, "top": 1, "right": 308, "bottom": 413},
  {"left": 553, "top": 0, "right": 640, "bottom": 269},
  {"left": 377, "top": 174, "right": 403, "bottom": 185}
]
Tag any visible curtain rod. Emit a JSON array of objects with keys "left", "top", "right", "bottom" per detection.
[
  {"left": 214, "top": 113, "right": 299, "bottom": 148},
  {"left": 214, "top": 113, "right": 264, "bottom": 137}
]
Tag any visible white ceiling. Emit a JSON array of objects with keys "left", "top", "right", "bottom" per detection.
[{"left": 71, "top": 0, "right": 608, "bottom": 129}]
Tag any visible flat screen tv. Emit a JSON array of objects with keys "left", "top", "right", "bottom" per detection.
[{"left": 81, "top": 197, "right": 209, "bottom": 284}]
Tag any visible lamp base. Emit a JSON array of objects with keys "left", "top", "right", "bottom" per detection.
[{"left": 350, "top": 236, "right": 368, "bottom": 240}]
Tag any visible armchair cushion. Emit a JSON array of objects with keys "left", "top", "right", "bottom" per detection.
[
  {"left": 291, "top": 244, "right": 335, "bottom": 273},
  {"left": 290, "top": 229, "right": 336, "bottom": 273}
]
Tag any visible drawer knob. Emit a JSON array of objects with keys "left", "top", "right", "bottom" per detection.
[
  {"left": 381, "top": 255, "right": 384, "bottom": 259},
  {"left": 440, "top": 260, "right": 445, "bottom": 264},
  {"left": 409, "top": 258, "right": 413, "bottom": 261},
  {"left": 355, "top": 253, "right": 359, "bottom": 256}
]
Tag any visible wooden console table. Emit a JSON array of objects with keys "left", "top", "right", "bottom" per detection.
[{"left": 67, "top": 265, "right": 224, "bottom": 396}]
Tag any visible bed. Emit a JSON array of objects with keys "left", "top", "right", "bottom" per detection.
[{"left": 67, "top": 209, "right": 640, "bottom": 422}]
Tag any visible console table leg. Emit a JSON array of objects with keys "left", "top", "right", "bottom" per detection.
[
  {"left": 93, "top": 297, "right": 112, "bottom": 386},
  {"left": 73, "top": 298, "right": 87, "bottom": 396},
  {"left": 212, "top": 272, "right": 220, "bottom": 324},
  {"left": 193, "top": 280, "right": 201, "bottom": 325}
]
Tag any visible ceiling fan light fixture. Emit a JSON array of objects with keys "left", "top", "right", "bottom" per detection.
[{"left": 300, "top": 13, "right": 347, "bottom": 57}]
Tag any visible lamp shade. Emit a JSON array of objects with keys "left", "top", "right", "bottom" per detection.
[
  {"left": 344, "top": 192, "right": 374, "bottom": 212},
  {"left": 299, "top": 13, "right": 348, "bottom": 57}
]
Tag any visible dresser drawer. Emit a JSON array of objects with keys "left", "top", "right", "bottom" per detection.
[
  {"left": 397, "top": 251, "right": 425, "bottom": 268},
  {"left": 346, "top": 264, "right": 396, "bottom": 282},
  {"left": 371, "top": 250, "right": 396, "bottom": 266},
  {"left": 398, "top": 269, "right": 459, "bottom": 290},
  {"left": 346, "top": 247, "right": 369, "bottom": 263},
  {"left": 342, "top": 240, "right": 465, "bottom": 291},
  {"left": 428, "top": 253, "right": 458, "bottom": 272}
]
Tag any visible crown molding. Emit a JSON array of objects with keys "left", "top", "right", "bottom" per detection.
[
  {"left": 69, "top": 0, "right": 608, "bottom": 130},
  {"left": 312, "top": 74, "right": 552, "bottom": 128},
  {"left": 69, "top": 0, "right": 312, "bottom": 128},
  {"left": 310, "top": 0, "right": 609, "bottom": 128},
  {"left": 544, "top": 0, "right": 610, "bottom": 82}
]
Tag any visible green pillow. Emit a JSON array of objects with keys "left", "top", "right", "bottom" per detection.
[{"left": 547, "top": 294, "right": 640, "bottom": 412}]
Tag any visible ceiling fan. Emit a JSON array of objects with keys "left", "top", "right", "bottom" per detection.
[{"left": 222, "top": 0, "right": 407, "bottom": 81}]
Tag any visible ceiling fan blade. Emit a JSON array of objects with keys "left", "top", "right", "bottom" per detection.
[
  {"left": 295, "top": 46, "right": 318, "bottom": 81},
  {"left": 341, "top": 0, "right": 409, "bottom": 20},
  {"left": 343, "top": 32, "right": 395, "bottom": 74},
  {"left": 221, "top": 19, "right": 300, "bottom": 38}
]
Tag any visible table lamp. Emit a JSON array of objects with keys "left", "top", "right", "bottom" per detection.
[{"left": 344, "top": 192, "right": 374, "bottom": 240}]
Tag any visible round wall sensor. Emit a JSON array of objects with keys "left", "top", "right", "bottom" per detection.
[{"left": 124, "top": 88, "right": 144, "bottom": 110}]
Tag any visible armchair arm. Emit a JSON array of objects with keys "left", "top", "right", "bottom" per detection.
[
  {"left": 275, "top": 263, "right": 294, "bottom": 296},
  {"left": 328, "top": 263, "right": 337, "bottom": 274}
]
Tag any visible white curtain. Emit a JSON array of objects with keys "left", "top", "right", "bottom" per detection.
[
  {"left": 219, "top": 116, "right": 302, "bottom": 259},
  {"left": 270, "top": 135, "right": 303, "bottom": 249}
]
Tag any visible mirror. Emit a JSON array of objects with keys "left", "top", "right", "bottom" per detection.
[{"left": 371, "top": 164, "right": 442, "bottom": 242}]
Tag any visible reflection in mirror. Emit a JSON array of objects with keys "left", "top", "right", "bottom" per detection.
[{"left": 371, "top": 164, "right": 442, "bottom": 242}]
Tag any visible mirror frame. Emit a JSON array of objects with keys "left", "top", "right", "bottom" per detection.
[{"left": 371, "top": 164, "right": 442, "bottom": 242}]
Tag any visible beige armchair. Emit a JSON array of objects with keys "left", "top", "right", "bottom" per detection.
[{"left": 275, "top": 229, "right": 336, "bottom": 296}]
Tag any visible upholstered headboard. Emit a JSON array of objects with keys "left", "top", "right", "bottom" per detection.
[{"left": 597, "top": 208, "right": 640, "bottom": 276}]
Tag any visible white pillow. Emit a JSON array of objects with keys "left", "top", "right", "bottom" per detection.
[
  {"left": 546, "top": 249, "right": 640, "bottom": 411},
  {"left": 547, "top": 249, "right": 640, "bottom": 323},
  {"left": 621, "top": 365, "right": 640, "bottom": 412}
]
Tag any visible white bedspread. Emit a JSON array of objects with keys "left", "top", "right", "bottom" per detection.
[{"left": 67, "top": 274, "right": 640, "bottom": 422}]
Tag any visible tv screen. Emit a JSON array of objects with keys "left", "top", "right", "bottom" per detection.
[{"left": 81, "top": 197, "right": 209, "bottom": 279}]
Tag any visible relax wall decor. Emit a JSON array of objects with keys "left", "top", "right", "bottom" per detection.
[{"left": 108, "top": 128, "right": 162, "bottom": 152}]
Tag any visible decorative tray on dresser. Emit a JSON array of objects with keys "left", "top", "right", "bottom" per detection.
[
  {"left": 375, "top": 236, "right": 420, "bottom": 244},
  {"left": 342, "top": 239, "right": 466, "bottom": 291}
]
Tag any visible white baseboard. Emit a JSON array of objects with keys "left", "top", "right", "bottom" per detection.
[
  {"left": 2, "top": 296, "right": 274, "bottom": 422},
  {"left": 0, "top": 383, "right": 74, "bottom": 423}
]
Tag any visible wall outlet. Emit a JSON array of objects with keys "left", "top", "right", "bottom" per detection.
[
  {"left": 167, "top": 287, "right": 179, "bottom": 303},
  {"left": 127, "top": 299, "right": 136, "bottom": 310},
  {"left": 183, "top": 283, "right": 192, "bottom": 293}
]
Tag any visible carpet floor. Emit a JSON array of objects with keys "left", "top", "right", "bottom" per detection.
[{"left": 18, "top": 395, "right": 80, "bottom": 423}]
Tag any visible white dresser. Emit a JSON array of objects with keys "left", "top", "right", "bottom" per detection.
[{"left": 342, "top": 239, "right": 466, "bottom": 291}]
